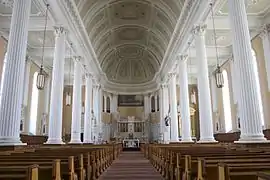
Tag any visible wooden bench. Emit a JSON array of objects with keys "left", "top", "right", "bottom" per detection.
[
  {"left": 0, "top": 143, "right": 122, "bottom": 180},
  {"left": 142, "top": 143, "right": 270, "bottom": 180}
]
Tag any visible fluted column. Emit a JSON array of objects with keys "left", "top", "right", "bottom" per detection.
[
  {"left": 83, "top": 74, "right": 93, "bottom": 143},
  {"left": 161, "top": 84, "right": 170, "bottom": 143},
  {"left": 104, "top": 95, "right": 107, "bottom": 112},
  {"left": 159, "top": 88, "right": 163, "bottom": 134},
  {"left": 169, "top": 73, "right": 179, "bottom": 142},
  {"left": 69, "top": 58, "right": 82, "bottom": 144},
  {"left": 178, "top": 56, "right": 193, "bottom": 142},
  {"left": 154, "top": 94, "right": 158, "bottom": 112},
  {"left": 46, "top": 27, "right": 66, "bottom": 144},
  {"left": 41, "top": 75, "right": 51, "bottom": 135},
  {"left": 21, "top": 58, "right": 31, "bottom": 134},
  {"left": 260, "top": 24, "right": 270, "bottom": 91},
  {"left": 0, "top": 0, "right": 31, "bottom": 145},
  {"left": 228, "top": 0, "right": 266, "bottom": 142},
  {"left": 144, "top": 95, "right": 149, "bottom": 118},
  {"left": 194, "top": 25, "right": 216, "bottom": 143}
]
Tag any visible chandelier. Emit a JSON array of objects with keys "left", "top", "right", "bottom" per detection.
[{"left": 36, "top": 4, "right": 49, "bottom": 90}]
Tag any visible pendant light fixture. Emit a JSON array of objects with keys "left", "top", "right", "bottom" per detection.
[
  {"left": 36, "top": 4, "right": 49, "bottom": 90},
  {"left": 188, "top": 41, "right": 196, "bottom": 104},
  {"left": 210, "top": 3, "right": 224, "bottom": 88},
  {"left": 66, "top": 43, "right": 72, "bottom": 106}
]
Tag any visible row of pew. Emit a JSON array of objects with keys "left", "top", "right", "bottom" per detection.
[
  {"left": 141, "top": 143, "right": 270, "bottom": 180},
  {"left": 0, "top": 143, "right": 122, "bottom": 180}
]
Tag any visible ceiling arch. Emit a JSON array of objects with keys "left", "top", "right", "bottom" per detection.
[{"left": 77, "top": 0, "right": 185, "bottom": 84}]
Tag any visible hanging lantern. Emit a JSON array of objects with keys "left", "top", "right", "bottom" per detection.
[
  {"left": 210, "top": 3, "right": 224, "bottom": 89},
  {"left": 36, "top": 4, "right": 49, "bottom": 90},
  {"left": 215, "top": 66, "right": 224, "bottom": 88},
  {"left": 66, "top": 92, "right": 71, "bottom": 106},
  {"left": 36, "top": 66, "right": 46, "bottom": 90}
]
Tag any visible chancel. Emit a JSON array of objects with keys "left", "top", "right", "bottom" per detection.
[{"left": 2, "top": 0, "right": 270, "bottom": 179}]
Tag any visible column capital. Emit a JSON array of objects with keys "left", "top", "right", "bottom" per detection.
[
  {"left": 54, "top": 27, "right": 67, "bottom": 37},
  {"left": 178, "top": 55, "right": 188, "bottom": 62},
  {"left": 85, "top": 73, "right": 93, "bottom": 78},
  {"left": 260, "top": 24, "right": 270, "bottom": 38},
  {"left": 168, "top": 72, "right": 177, "bottom": 79},
  {"left": 193, "top": 24, "right": 207, "bottom": 36},
  {"left": 161, "top": 83, "right": 168, "bottom": 89},
  {"left": 0, "top": 0, "right": 13, "bottom": 8}
]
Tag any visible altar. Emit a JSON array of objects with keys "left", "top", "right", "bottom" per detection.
[{"left": 123, "top": 139, "right": 139, "bottom": 148}]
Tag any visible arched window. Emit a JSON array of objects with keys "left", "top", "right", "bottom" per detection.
[
  {"left": 222, "top": 70, "right": 232, "bottom": 133},
  {"left": 252, "top": 49, "right": 265, "bottom": 127},
  {"left": 29, "top": 72, "right": 39, "bottom": 135}
]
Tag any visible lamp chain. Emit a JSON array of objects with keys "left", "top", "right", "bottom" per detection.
[{"left": 210, "top": 3, "right": 220, "bottom": 68}]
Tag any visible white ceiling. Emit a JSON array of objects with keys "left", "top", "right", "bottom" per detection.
[{"left": 0, "top": 0, "right": 269, "bottom": 92}]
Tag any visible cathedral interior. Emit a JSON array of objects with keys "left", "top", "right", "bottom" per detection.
[{"left": 0, "top": 0, "right": 270, "bottom": 179}]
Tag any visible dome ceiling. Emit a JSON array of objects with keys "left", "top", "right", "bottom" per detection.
[{"left": 77, "top": 0, "right": 184, "bottom": 84}]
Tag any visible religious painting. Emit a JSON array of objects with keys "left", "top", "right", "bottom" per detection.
[{"left": 118, "top": 95, "right": 144, "bottom": 106}]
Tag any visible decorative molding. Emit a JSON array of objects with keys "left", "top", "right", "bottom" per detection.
[
  {"left": 193, "top": 24, "right": 207, "bottom": 36},
  {"left": 0, "top": 0, "right": 13, "bottom": 8}
]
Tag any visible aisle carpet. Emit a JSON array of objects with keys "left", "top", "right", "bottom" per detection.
[{"left": 98, "top": 151, "right": 164, "bottom": 180}]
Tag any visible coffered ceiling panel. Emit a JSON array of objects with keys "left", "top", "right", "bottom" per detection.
[{"left": 78, "top": 0, "right": 184, "bottom": 84}]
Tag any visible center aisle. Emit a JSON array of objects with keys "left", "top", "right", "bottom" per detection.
[{"left": 99, "top": 151, "right": 164, "bottom": 180}]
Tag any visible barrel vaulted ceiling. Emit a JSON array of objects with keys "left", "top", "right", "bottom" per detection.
[{"left": 75, "top": 0, "right": 184, "bottom": 85}]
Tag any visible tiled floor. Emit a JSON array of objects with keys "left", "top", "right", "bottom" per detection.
[{"left": 99, "top": 151, "right": 164, "bottom": 180}]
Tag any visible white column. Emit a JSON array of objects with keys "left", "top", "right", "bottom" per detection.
[
  {"left": 159, "top": 88, "right": 163, "bottom": 133},
  {"left": 169, "top": 73, "right": 179, "bottom": 142},
  {"left": 260, "top": 24, "right": 270, "bottom": 91},
  {"left": 144, "top": 95, "right": 149, "bottom": 117},
  {"left": 22, "top": 58, "right": 31, "bottom": 106},
  {"left": 228, "top": 0, "right": 266, "bottom": 142},
  {"left": 162, "top": 84, "right": 170, "bottom": 144},
  {"left": 21, "top": 58, "right": 31, "bottom": 134},
  {"left": 178, "top": 56, "right": 193, "bottom": 142},
  {"left": 46, "top": 27, "right": 66, "bottom": 144},
  {"left": 154, "top": 94, "right": 158, "bottom": 112},
  {"left": 98, "top": 87, "right": 103, "bottom": 135},
  {"left": 69, "top": 58, "right": 82, "bottom": 144},
  {"left": 194, "top": 25, "right": 216, "bottom": 143},
  {"left": 210, "top": 75, "right": 218, "bottom": 112},
  {"left": 110, "top": 95, "right": 113, "bottom": 113},
  {"left": 104, "top": 95, "right": 107, "bottom": 112},
  {"left": 0, "top": 0, "right": 31, "bottom": 145},
  {"left": 41, "top": 75, "right": 51, "bottom": 135},
  {"left": 83, "top": 74, "right": 93, "bottom": 143}
]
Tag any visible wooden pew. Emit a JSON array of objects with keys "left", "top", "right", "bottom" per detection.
[
  {"left": 0, "top": 143, "right": 121, "bottom": 180},
  {"left": 144, "top": 143, "right": 270, "bottom": 180}
]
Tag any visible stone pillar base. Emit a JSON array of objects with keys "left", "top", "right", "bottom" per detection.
[
  {"left": 197, "top": 138, "right": 218, "bottom": 143},
  {"left": 69, "top": 139, "right": 82, "bottom": 144},
  {"left": 0, "top": 137, "right": 25, "bottom": 146},
  {"left": 45, "top": 138, "right": 64, "bottom": 144},
  {"left": 180, "top": 140, "right": 194, "bottom": 143},
  {"left": 235, "top": 135, "right": 268, "bottom": 143}
]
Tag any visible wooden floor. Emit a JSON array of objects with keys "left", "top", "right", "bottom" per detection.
[{"left": 99, "top": 151, "right": 164, "bottom": 180}]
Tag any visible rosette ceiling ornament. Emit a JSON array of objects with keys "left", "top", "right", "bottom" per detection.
[{"left": 76, "top": 0, "right": 185, "bottom": 85}]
